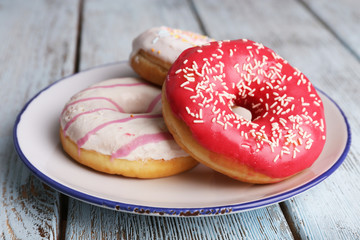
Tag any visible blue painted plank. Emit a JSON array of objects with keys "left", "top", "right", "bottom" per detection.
[
  {"left": 66, "top": 201, "right": 293, "bottom": 239},
  {"left": 0, "top": 1, "right": 79, "bottom": 239},
  {"left": 303, "top": 0, "right": 360, "bottom": 60}
]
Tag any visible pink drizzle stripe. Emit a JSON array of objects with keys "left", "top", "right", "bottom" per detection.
[
  {"left": 83, "top": 83, "right": 149, "bottom": 92},
  {"left": 111, "top": 132, "right": 173, "bottom": 159},
  {"left": 63, "top": 108, "right": 117, "bottom": 136},
  {"left": 62, "top": 97, "right": 124, "bottom": 114},
  {"left": 77, "top": 114, "right": 162, "bottom": 148},
  {"left": 146, "top": 93, "right": 162, "bottom": 113}
]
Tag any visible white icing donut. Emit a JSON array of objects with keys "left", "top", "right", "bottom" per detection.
[
  {"left": 130, "top": 26, "right": 214, "bottom": 64},
  {"left": 129, "top": 26, "right": 214, "bottom": 86},
  {"left": 60, "top": 77, "right": 196, "bottom": 178}
]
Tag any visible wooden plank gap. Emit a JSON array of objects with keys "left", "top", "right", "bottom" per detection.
[
  {"left": 298, "top": 0, "right": 360, "bottom": 62},
  {"left": 74, "top": 0, "right": 85, "bottom": 73},
  {"left": 279, "top": 201, "right": 301, "bottom": 240},
  {"left": 187, "top": 0, "right": 209, "bottom": 36},
  {"left": 59, "top": 193, "right": 69, "bottom": 240}
]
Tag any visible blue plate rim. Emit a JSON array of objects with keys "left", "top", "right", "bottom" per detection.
[{"left": 13, "top": 61, "right": 351, "bottom": 217}]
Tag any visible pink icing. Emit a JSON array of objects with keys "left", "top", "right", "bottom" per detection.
[
  {"left": 82, "top": 82, "right": 149, "bottom": 92},
  {"left": 165, "top": 39, "right": 326, "bottom": 178},
  {"left": 76, "top": 114, "right": 162, "bottom": 148},
  {"left": 63, "top": 108, "right": 117, "bottom": 136},
  {"left": 62, "top": 97, "right": 124, "bottom": 114},
  {"left": 145, "top": 93, "right": 162, "bottom": 113},
  {"left": 111, "top": 132, "right": 173, "bottom": 160}
]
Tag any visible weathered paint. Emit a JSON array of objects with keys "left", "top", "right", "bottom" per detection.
[{"left": 0, "top": 0, "right": 79, "bottom": 239}]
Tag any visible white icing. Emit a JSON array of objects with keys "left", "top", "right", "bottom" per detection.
[
  {"left": 130, "top": 26, "right": 213, "bottom": 64},
  {"left": 60, "top": 77, "right": 189, "bottom": 161}
]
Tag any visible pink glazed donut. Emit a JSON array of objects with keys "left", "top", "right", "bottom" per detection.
[
  {"left": 60, "top": 77, "right": 197, "bottom": 178},
  {"left": 162, "top": 39, "right": 326, "bottom": 183}
]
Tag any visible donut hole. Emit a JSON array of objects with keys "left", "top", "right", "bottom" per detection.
[{"left": 232, "top": 106, "right": 252, "bottom": 121}]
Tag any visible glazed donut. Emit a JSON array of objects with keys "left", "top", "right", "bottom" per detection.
[
  {"left": 130, "top": 26, "right": 213, "bottom": 86},
  {"left": 60, "top": 77, "right": 197, "bottom": 178},
  {"left": 163, "top": 39, "right": 326, "bottom": 183}
]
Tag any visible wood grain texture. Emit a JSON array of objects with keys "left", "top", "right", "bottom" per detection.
[
  {"left": 193, "top": 0, "right": 360, "bottom": 238},
  {"left": 0, "top": 1, "right": 79, "bottom": 239},
  {"left": 79, "top": 0, "right": 206, "bottom": 69},
  {"left": 302, "top": 0, "right": 360, "bottom": 60},
  {"left": 64, "top": 0, "right": 294, "bottom": 239},
  {"left": 66, "top": 201, "right": 293, "bottom": 240}
]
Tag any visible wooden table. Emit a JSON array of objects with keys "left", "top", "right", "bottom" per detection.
[{"left": 1, "top": 0, "right": 359, "bottom": 239}]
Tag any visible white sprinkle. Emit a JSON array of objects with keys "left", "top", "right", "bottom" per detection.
[
  {"left": 183, "top": 59, "right": 188, "bottom": 64},
  {"left": 293, "top": 147, "right": 300, "bottom": 158},
  {"left": 180, "top": 81, "right": 190, "bottom": 87},
  {"left": 320, "top": 118, "right": 325, "bottom": 132},
  {"left": 217, "top": 120, "right": 224, "bottom": 126},
  {"left": 184, "top": 87, "right": 194, "bottom": 92},
  {"left": 270, "top": 144, "right": 274, "bottom": 152},
  {"left": 282, "top": 109, "right": 290, "bottom": 115},
  {"left": 307, "top": 86, "right": 311, "bottom": 93},
  {"left": 184, "top": 75, "right": 195, "bottom": 82},
  {"left": 266, "top": 82, "right": 274, "bottom": 89},
  {"left": 193, "top": 120, "right": 204, "bottom": 123},
  {"left": 270, "top": 102, "right": 278, "bottom": 109}
]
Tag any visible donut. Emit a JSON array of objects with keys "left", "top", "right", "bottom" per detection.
[
  {"left": 130, "top": 26, "right": 213, "bottom": 86},
  {"left": 60, "top": 77, "right": 197, "bottom": 178},
  {"left": 162, "top": 39, "right": 326, "bottom": 184}
]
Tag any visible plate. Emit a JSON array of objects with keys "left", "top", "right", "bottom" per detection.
[{"left": 13, "top": 61, "right": 351, "bottom": 217}]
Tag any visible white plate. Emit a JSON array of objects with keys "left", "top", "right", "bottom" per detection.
[{"left": 13, "top": 61, "right": 351, "bottom": 216}]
